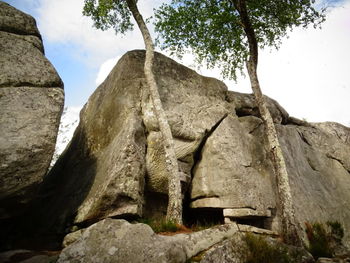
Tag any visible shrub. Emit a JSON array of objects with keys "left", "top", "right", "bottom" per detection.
[
  {"left": 327, "top": 221, "right": 344, "bottom": 242},
  {"left": 137, "top": 218, "right": 179, "bottom": 233},
  {"left": 305, "top": 222, "right": 332, "bottom": 258},
  {"left": 244, "top": 233, "right": 292, "bottom": 263},
  {"left": 305, "top": 221, "right": 344, "bottom": 259},
  {"left": 189, "top": 220, "right": 218, "bottom": 232}
]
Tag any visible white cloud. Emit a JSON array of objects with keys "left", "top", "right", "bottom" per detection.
[
  {"left": 35, "top": 0, "right": 145, "bottom": 66},
  {"left": 95, "top": 56, "right": 120, "bottom": 86},
  {"left": 167, "top": 1, "right": 350, "bottom": 126},
  {"left": 256, "top": 1, "right": 350, "bottom": 125},
  {"left": 35, "top": 0, "right": 167, "bottom": 67},
  {"left": 34, "top": 0, "right": 349, "bottom": 126}
]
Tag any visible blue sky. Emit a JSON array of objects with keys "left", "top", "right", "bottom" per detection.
[{"left": 4, "top": 0, "right": 350, "bottom": 126}]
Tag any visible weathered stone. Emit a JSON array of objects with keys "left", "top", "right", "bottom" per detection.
[
  {"left": 0, "top": 1, "right": 40, "bottom": 37},
  {"left": 0, "top": 31, "right": 62, "bottom": 87},
  {"left": 58, "top": 218, "right": 186, "bottom": 263},
  {"left": 29, "top": 51, "right": 148, "bottom": 235},
  {"left": 224, "top": 208, "right": 272, "bottom": 218},
  {"left": 0, "top": 87, "right": 64, "bottom": 218},
  {"left": 0, "top": 2, "right": 64, "bottom": 220},
  {"left": 58, "top": 218, "right": 239, "bottom": 263},
  {"left": 200, "top": 233, "right": 315, "bottom": 263},
  {"left": 313, "top": 122, "right": 350, "bottom": 145},
  {"left": 237, "top": 224, "right": 278, "bottom": 236},
  {"left": 277, "top": 124, "right": 350, "bottom": 246},
  {"left": 198, "top": 234, "right": 246, "bottom": 263},
  {"left": 190, "top": 114, "right": 277, "bottom": 214},
  {"left": 20, "top": 49, "right": 350, "bottom": 250},
  {"left": 226, "top": 91, "right": 289, "bottom": 124},
  {"left": 29, "top": 50, "right": 233, "bottom": 235},
  {"left": 190, "top": 104, "right": 350, "bottom": 246},
  {"left": 142, "top": 54, "right": 232, "bottom": 194},
  {"left": 62, "top": 229, "right": 84, "bottom": 248}
]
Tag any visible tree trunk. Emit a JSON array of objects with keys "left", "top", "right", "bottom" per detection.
[
  {"left": 126, "top": 0, "right": 183, "bottom": 224},
  {"left": 233, "top": 0, "right": 301, "bottom": 246}
]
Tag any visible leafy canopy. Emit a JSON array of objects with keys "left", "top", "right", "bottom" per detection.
[
  {"left": 155, "top": 0, "right": 325, "bottom": 80},
  {"left": 83, "top": 0, "right": 133, "bottom": 34}
]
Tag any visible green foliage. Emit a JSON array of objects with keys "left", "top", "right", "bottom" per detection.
[
  {"left": 83, "top": 0, "right": 133, "bottom": 34},
  {"left": 138, "top": 218, "right": 179, "bottom": 233},
  {"left": 243, "top": 233, "right": 292, "bottom": 263},
  {"left": 189, "top": 219, "right": 218, "bottom": 232},
  {"left": 305, "top": 221, "right": 344, "bottom": 259},
  {"left": 155, "top": 0, "right": 325, "bottom": 80},
  {"left": 327, "top": 220, "right": 344, "bottom": 242},
  {"left": 305, "top": 222, "right": 332, "bottom": 258}
]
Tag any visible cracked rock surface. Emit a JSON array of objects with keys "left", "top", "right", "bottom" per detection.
[
  {"left": 25, "top": 50, "right": 350, "bottom": 248},
  {"left": 0, "top": 1, "right": 64, "bottom": 220}
]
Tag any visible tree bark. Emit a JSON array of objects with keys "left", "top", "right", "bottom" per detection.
[
  {"left": 232, "top": 0, "right": 301, "bottom": 246},
  {"left": 126, "top": 0, "right": 183, "bottom": 224}
]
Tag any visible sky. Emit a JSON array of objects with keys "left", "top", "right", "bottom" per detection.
[{"left": 4, "top": 0, "right": 350, "bottom": 126}]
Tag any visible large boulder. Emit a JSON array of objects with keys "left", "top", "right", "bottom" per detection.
[
  {"left": 30, "top": 50, "right": 233, "bottom": 235},
  {"left": 27, "top": 49, "right": 350, "bottom": 249},
  {"left": 58, "top": 218, "right": 239, "bottom": 263},
  {"left": 190, "top": 106, "right": 350, "bottom": 245},
  {"left": 199, "top": 233, "right": 314, "bottom": 263},
  {"left": 0, "top": 2, "right": 64, "bottom": 220}
]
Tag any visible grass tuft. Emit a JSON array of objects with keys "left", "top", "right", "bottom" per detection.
[
  {"left": 244, "top": 233, "right": 292, "bottom": 263},
  {"left": 137, "top": 218, "right": 180, "bottom": 233},
  {"left": 305, "top": 221, "right": 344, "bottom": 259}
]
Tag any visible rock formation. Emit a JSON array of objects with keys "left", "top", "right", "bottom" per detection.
[
  {"left": 0, "top": 0, "right": 64, "bottom": 222},
  {"left": 28, "top": 49, "right": 350, "bottom": 251},
  {"left": 1, "top": 2, "right": 349, "bottom": 261},
  {"left": 57, "top": 218, "right": 239, "bottom": 263}
]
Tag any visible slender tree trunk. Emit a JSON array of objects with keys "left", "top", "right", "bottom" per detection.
[
  {"left": 126, "top": 0, "right": 183, "bottom": 224},
  {"left": 232, "top": 0, "right": 301, "bottom": 246}
]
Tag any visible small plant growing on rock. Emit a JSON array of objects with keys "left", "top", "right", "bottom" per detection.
[
  {"left": 244, "top": 233, "right": 292, "bottom": 263},
  {"left": 137, "top": 218, "right": 180, "bottom": 233},
  {"left": 326, "top": 221, "right": 344, "bottom": 243},
  {"left": 305, "top": 221, "right": 344, "bottom": 259}
]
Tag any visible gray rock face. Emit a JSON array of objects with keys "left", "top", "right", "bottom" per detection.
[
  {"left": 200, "top": 233, "right": 314, "bottom": 263},
  {"left": 0, "top": 2, "right": 64, "bottom": 219},
  {"left": 278, "top": 123, "right": 350, "bottom": 245},
  {"left": 58, "top": 218, "right": 239, "bottom": 263},
  {"left": 190, "top": 114, "right": 276, "bottom": 214},
  {"left": 32, "top": 51, "right": 148, "bottom": 233},
  {"left": 191, "top": 110, "right": 350, "bottom": 245},
  {"left": 57, "top": 218, "right": 186, "bottom": 263},
  {"left": 142, "top": 54, "right": 232, "bottom": 195},
  {"left": 60, "top": 219, "right": 315, "bottom": 263},
  {"left": 33, "top": 50, "right": 232, "bottom": 233},
  {"left": 30, "top": 49, "right": 350, "bottom": 249},
  {"left": 0, "top": 1, "right": 40, "bottom": 37}
]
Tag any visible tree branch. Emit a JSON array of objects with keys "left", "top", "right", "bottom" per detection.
[{"left": 230, "top": 0, "right": 258, "bottom": 68}]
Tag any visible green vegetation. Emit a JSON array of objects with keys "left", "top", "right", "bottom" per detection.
[
  {"left": 327, "top": 221, "right": 344, "bottom": 242},
  {"left": 155, "top": 0, "right": 325, "bottom": 246},
  {"left": 188, "top": 219, "right": 219, "bottom": 232},
  {"left": 305, "top": 221, "right": 344, "bottom": 259},
  {"left": 83, "top": 0, "right": 184, "bottom": 225},
  {"left": 243, "top": 233, "right": 292, "bottom": 263},
  {"left": 155, "top": 0, "right": 325, "bottom": 81},
  {"left": 137, "top": 218, "right": 180, "bottom": 233}
]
